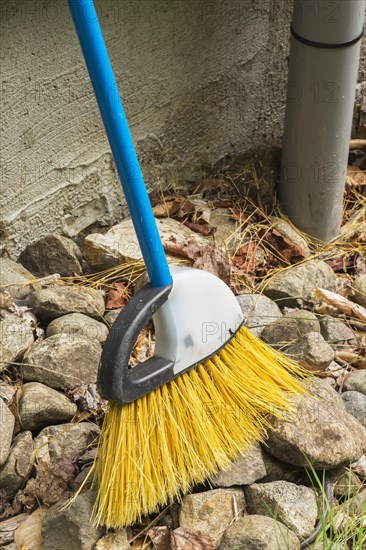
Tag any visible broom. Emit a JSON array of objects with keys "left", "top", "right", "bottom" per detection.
[{"left": 68, "top": 0, "right": 308, "bottom": 528}]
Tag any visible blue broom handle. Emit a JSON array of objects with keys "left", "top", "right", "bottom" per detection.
[{"left": 68, "top": 0, "right": 172, "bottom": 288}]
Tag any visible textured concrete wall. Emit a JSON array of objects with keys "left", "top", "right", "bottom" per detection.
[{"left": 0, "top": 0, "right": 364, "bottom": 257}]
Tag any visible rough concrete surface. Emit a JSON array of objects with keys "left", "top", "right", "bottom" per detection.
[{"left": 1, "top": 1, "right": 365, "bottom": 256}]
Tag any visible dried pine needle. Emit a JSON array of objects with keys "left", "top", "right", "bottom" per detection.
[{"left": 92, "top": 326, "right": 309, "bottom": 528}]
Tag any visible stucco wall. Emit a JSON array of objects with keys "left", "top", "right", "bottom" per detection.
[{"left": 0, "top": 0, "right": 365, "bottom": 257}]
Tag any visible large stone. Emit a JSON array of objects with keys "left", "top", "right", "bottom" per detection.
[
  {"left": 342, "top": 391, "right": 366, "bottom": 428},
  {"left": 263, "top": 260, "right": 336, "bottom": 307},
  {"left": 331, "top": 466, "right": 362, "bottom": 499},
  {"left": 0, "top": 257, "right": 37, "bottom": 299},
  {"left": 35, "top": 422, "right": 100, "bottom": 462},
  {"left": 343, "top": 370, "right": 366, "bottom": 395},
  {"left": 212, "top": 443, "right": 267, "bottom": 487},
  {"left": 179, "top": 488, "right": 245, "bottom": 546},
  {"left": 26, "top": 286, "right": 105, "bottom": 321},
  {"left": 261, "top": 310, "right": 320, "bottom": 349},
  {"left": 41, "top": 492, "right": 102, "bottom": 550},
  {"left": 104, "top": 308, "right": 122, "bottom": 327},
  {"left": 245, "top": 481, "right": 318, "bottom": 539},
  {"left": 261, "top": 451, "right": 306, "bottom": 484},
  {"left": 0, "top": 382, "right": 16, "bottom": 405},
  {"left": 0, "top": 311, "right": 34, "bottom": 372},
  {"left": 14, "top": 508, "right": 46, "bottom": 550},
  {"left": 19, "top": 234, "right": 83, "bottom": 277},
  {"left": 209, "top": 208, "right": 239, "bottom": 253},
  {"left": 236, "top": 294, "right": 282, "bottom": 337},
  {"left": 285, "top": 332, "right": 334, "bottom": 371},
  {"left": 0, "top": 431, "right": 34, "bottom": 496},
  {"left": 85, "top": 217, "right": 208, "bottom": 270},
  {"left": 351, "top": 454, "right": 366, "bottom": 478},
  {"left": 0, "top": 398, "right": 15, "bottom": 467},
  {"left": 19, "top": 382, "right": 77, "bottom": 430},
  {"left": 218, "top": 515, "right": 300, "bottom": 550},
  {"left": 46, "top": 313, "right": 109, "bottom": 344},
  {"left": 319, "top": 316, "right": 356, "bottom": 346},
  {"left": 352, "top": 274, "right": 366, "bottom": 307},
  {"left": 22, "top": 334, "right": 101, "bottom": 390},
  {"left": 95, "top": 530, "right": 130, "bottom": 550},
  {"left": 265, "top": 378, "right": 366, "bottom": 468},
  {"left": 0, "top": 514, "right": 29, "bottom": 546},
  {"left": 268, "top": 217, "right": 310, "bottom": 255}
]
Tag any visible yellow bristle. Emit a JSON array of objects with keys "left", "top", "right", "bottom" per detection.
[{"left": 92, "top": 326, "right": 309, "bottom": 528}]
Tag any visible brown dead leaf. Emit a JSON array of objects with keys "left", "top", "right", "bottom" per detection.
[
  {"left": 148, "top": 526, "right": 214, "bottom": 550},
  {"left": 190, "top": 177, "right": 225, "bottom": 197},
  {"left": 335, "top": 350, "right": 366, "bottom": 369},
  {"left": 183, "top": 221, "right": 216, "bottom": 236},
  {"left": 163, "top": 239, "right": 202, "bottom": 261},
  {"left": 314, "top": 288, "right": 366, "bottom": 323},
  {"left": 233, "top": 242, "right": 257, "bottom": 274},
  {"left": 193, "top": 248, "right": 231, "bottom": 285},
  {"left": 327, "top": 254, "right": 356, "bottom": 273},
  {"left": 0, "top": 291, "right": 12, "bottom": 309},
  {"left": 355, "top": 254, "right": 366, "bottom": 276},
  {"left": 105, "top": 282, "right": 128, "bottom": 309},
  {"left": 153, "top": 198, "right": 182, "bottom": 218},
  {"left": 346, "top": 165, "right": 366, "bottom": 191},
  {"left": 21, "top": 458, "right": 75, "bottom": 507},
  {"left": 130, "top": 326, "right": 155, "bottom": 366},
  {"left": 264, "top": 229, "right": 307, "bottom": 264},
  {"left": 69, "top": 384, "right": 104, "bottom": 425}
]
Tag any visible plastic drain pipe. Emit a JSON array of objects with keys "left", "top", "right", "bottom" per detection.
[{"left": 280, "top": 0, "right": 365, "bottom": 242}]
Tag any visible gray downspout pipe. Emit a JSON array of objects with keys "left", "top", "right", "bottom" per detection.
[{"left": 280, "top": 0, "right": 365, "bottom": 242}]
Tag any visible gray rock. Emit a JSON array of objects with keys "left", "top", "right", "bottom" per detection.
[
  {"left": 210, "top": 208, "right": 240, "bottom": 253},
  {"left": 0, "top": 514, "right": 29, "bottom": 546},
  {"left": 0, "top": 382, "right": 16, "bottom": 405},
  {"left": 19, "top": 382, "right": 77, "bottom": 431},
  {"left": 46, "top": 313, "right": 109, "bottom": 344},
  {"left": 245, "top": 481, "right": 318, "bottom": 539},
  {"left": 351, "top": 454, "right": 366, "bottom": 478},
  {"left": 95, "top": 530, "right": 130, "bottom": 550},
  {"left": 22, "top": 334, "right": 101, "bottom": 390},
  {"left": 320, "top": 316, "right": 356, "bottom": 346},
  {"left": 212, "top": 443, "right": 267, "bottom": 487},
  {"left": 41, "top": 491, "right": 102, "bottom": 550},
  {"left": 0, "top": 311, "right": 34, "bottom": 372},
  {"left": 85, "top": 217, "right": 208, "bottom": 270},
  {"left": 325, "top": 361, "right": 346, "bottom": 379},
  {"left": 350, "top": 487, "right": 366, "bottom": 515},
  {"left": 261, "top": 451, "right": 306, "bottom": 484},
  {"left": 285, "top": 331, "right": 334, "bottom": 371},
  {"left": 219, "top": 514, "right": 300, "bottom": 550},
  {"left": 0, "top": 257, "right": 38, "bottom": 299},
  {"left": 331, "top": 466, "right": 362, "bottom": 499},
  {"left": 342, "top": 391, "right": 366, "bottom": 427},
  {"left": 19, "top": 234, "right": 83, "bottom": 277},
  {"left": 261, "top": 310, "right": 320, "bottom": 349},
  {"left": 179, "top": 488, "right": 245, "bottom": 546},
  {"left": 265, "top": 378, "right": 366, "bottom": 468},
  {"left": 13, "top": 507, "right": 46, "bottom": 550},
  {"left": 343, "top": 370, "right": 366, "bottom": 395},
  {"left": 26, "top": 286, "right": 105, "bottom": 320},
  {"left": 263, "top": 260, "right": 336, "bottom": 307},
  {"left": 352, "top": 274, "right": 366, "bottom": 308},
  {"left": 236, "top": 294, "right": 282, "bottom": 337},
  {"left": 104, "top": 308, "right": 122, "bottom": 327},
  {"left": 268, "top": 217, "right": 310, "bottom": 255},
  {"left": 36, "top": 422, "right": 100, "bottom": 462},
  {"left": 0, "top": 431, "right": 34, "bottom": 496},
  {"left": 0, "top": 398, "right": 15, "bottom": 467}
]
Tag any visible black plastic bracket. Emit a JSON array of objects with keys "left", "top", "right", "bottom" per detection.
[{"left": 97, "top": 282, "right": 174, "bottom": 404}]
